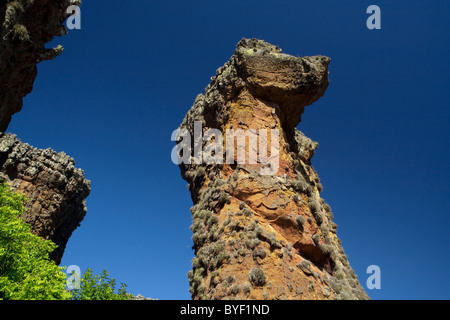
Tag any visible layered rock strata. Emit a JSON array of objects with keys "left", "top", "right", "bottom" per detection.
[
  {"left": 175, "top": 38, "right": 369, "bottom": 300},
  {"left": 0, "top": 133, "right": 90, "bottom": 264}
]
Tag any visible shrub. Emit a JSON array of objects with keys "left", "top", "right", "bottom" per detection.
[
  {"left": 207, "top": 215, "right": 218, "bottom": 227},
  {"left": 197, "top": 284, "right": 206, "bottom": 294},
  {"left": 312, "top": 234, "right": 320, "bottom": 245},
  {"left": 309, "top": 199, "right": 324, "bottom": 225},
  {"left": 309, "top": 280, "right": 315, "bottom": 291},
  {"left": 330, "top": 222, "right": 338, "bottom": 233},
  {"left": 268, "top": 234, "right": 282, "bottom": 248},
  {"left": 230, "top": 284, "right": 241, "bottom": 295},
  {"left": 255, "top": 227, "right": 263, "bottom": 237},
  {"left": 285, "top": 242, "right": 293, "bottom": 259},
  {"left": 243, "top": 283, "right": 251, "bottom": 295},
  {"left": 226, "top": 275, "right": 235, "bottom": 285},
  {"left": 238, "top": 247, "right": 247, "bottom": 257},
  {"left": 245, "top": 238, "right": 260, "bottom": 249},
  {"left": 308, "top": 199, "right": 321, "bottom": 214},
  {"left": 210, "top": 271, "right": 219, "bottom": 286},
  {"left": 297, "top": 260, "right": 311, "bottom": 272},
  {"left": 248, "top": 267, "right": 266, "bottom": 286},
  {"left": 292, "top": 179, "right": 309, "bottom": 193},
  {"left": 219, "top": 193, "right": 232, "bottom": 205},
  {"left": 323, "top": 203, "right": 332, "bottom": 213},
  {"left": 12, "top": 24, "right": 30, "bottom": 42},
  {"left": 242, "top": 208, "right": 253, "bottom": 217},
  {"left": 71, "top": 268, "right": 132, "bottom": 300},
  {"left": 296, "top": 215, "right": 305, "bottom": 226},
  {"left": 223, "top": 217, "right": 231, "bottom": 226},
  {"left": 194, "top": 166, "right": 206, "bottom": 179},
  {"left": 317, "top": 182, "right": 323, "bottom": 192},
  {"left": 252, "top": 248, "right": 267, "bottom": 260},
  {"left": 0, "top": 183, "right": 70, "bottom": 300},
  {"left": 287, "top": 283, "right": 293, "bottom": 292},
  {"left": 192, "top": 258, "right": 201, "bottom": 269}
]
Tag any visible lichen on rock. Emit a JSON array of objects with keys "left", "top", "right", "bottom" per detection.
[{"left": 176, "top": 38, "right": 369, "bottom": 300}]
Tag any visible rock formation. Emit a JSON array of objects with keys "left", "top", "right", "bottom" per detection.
[
  {"left": 0, "top": 133, "right": 90, "bottom": 264},
  {"left": 0, "top": 0, "right": 89, "bottom": 264},
  {"left": 0, "top": 0, "right": 76, "bottom": 131},
  {"left": 175, "top": 38, "right": 369, "bottom": 300}
]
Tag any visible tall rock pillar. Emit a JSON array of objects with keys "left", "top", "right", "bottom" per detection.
[{"left": 175, "top": 39, "right": 369, "bottom": 300}]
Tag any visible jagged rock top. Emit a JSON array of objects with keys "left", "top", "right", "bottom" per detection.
[
  {"left": 0, "top": 133, "right": 91, "bottom": 264},
  {"left": 181, "top": 38, "right": 330, "bottom": 132},
  {"left": 234, "top": 38, "right": 330, "bottom": 127}
]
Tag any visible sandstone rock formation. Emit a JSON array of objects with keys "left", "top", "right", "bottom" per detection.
[
  {"left": 0, "top": 0, "right": 76, "bottom": 131},
  {"left": 175, "top": 38, "right": 369, "bottom": 300},
  {"left": 0, "top": 133, "right": 91, "bottom": 264},
  {"left": 0, "top": 1, "right": 88, "bottom": 264}
]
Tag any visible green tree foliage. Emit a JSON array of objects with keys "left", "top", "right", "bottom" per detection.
[
  {"left": 0, "top": 182, "right": 133, "bottom": 300},
  {"left": 0, "top": 183, "right": 71, "bottom": 300},
  {"left": 71, "top": 268, "right": 133, "bottom": 300}
]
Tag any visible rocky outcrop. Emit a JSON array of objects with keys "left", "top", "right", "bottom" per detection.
[
  {"left": 175, "top": 39, "right": 369, "bottom": 300},
  {"left": 0, "top": 0, "right": 75, "bottom": 131},
  {"left": 0, "top": 1, "right": 88, "bottom": 264},
  {"left": 0, "top": 133, "right": 90, "bottom": 264}
]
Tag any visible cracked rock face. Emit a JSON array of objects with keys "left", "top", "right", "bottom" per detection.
[
  {"left": 0, "top": 0, "right": 74, "bottom": 132},
  {"left": 0, "top": 133, "right": 91, "bottom": 264},
  {"left": 176, "top": 38, "right": 369, "bottom": 300}
]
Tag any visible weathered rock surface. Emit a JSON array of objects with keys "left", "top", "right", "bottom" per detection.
[
  {"left": 0, "top": 133, "right": 90, "bottom": 264},
  {"left": 176, "top": 39, "right": 369, "bottom": 300},
  {"left": 0, "top": 0, "right": 88, "bottom": 264},
  {"left": 0, "top": 0, "right": 75, "bottom": 131}
]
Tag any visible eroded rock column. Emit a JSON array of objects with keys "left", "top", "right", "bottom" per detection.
[{"left": 176, "top": 39, "right": 369, "bottom": 300}]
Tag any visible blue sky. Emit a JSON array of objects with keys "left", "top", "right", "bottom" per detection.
[{"left": 7, "top": 1, "right": 450, "bottom": 300}]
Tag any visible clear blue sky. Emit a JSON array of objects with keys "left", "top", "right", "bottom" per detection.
[{"left": 7, "top": 1, "right": 450, "bottom": 300}]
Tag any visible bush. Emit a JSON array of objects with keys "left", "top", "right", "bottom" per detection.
[
  {"left": 248, "top": 267, "right": 266, "bottom": 286},
  {"left": 0, "top": 183, "right": 134, "bottom": 301},
  {"left": 296, "top": 215, "right": 305, "bottom": 226},
  {"left": 312, "top": 234, "right": 320, "bottom": 245},
  {"left": 242, "top": 208, "right": 253, "bottom": 217},
  {"left": 0, "top": 183, "right": 71, "bottom": 300},
  {"left": 230, "top": 284, "right": 241, "bottom": 295},
  {"left": 252, "top": 248, "right": 267, "bottom": 260},
  {"left": 71, "top": 268, "right": 133, "bottom": 300},
  {"left": 11, "top": 24, "right": 30, "bottom": 41},
  {"left": 243, "top": 283, "right": 251, "bottom": 295}
]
